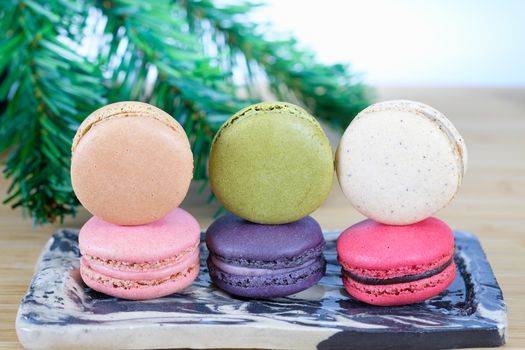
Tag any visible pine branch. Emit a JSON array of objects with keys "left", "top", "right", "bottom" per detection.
[
  {"left": 181, "top": 0, "right": 372, "bottom": 130},
  {"left": 0, "top": 0, "right": 371, "bottom": 225},
  {"left": 99, "top": 0, "right": 247, "bottom": 180},
  {"left": 0, "top": 0, "right": 106, "bottom": 224}
]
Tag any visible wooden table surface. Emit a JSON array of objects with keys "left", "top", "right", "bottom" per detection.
[{"left": 1, "top": 87, "right": 524, "bottom": 349}]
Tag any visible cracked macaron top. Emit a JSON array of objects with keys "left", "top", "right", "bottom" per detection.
[
  {"left": 336, "top": 100, "right": 467, "bottom": 225},
  {"left": 71, "top": 101, "right": 193, "bottom": 226},
  {"left": 208, "top": 102, "right": 334, "bottom": 225}
]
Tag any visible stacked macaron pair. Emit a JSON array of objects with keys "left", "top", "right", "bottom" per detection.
[
  {"left": 71, "top": 102, "right": 200, "bottom": 300},
  {"left": 335, "top": 100, "right": 468, "bottom": 306},
  {"left": 205, "top": 102, "right": 334, "bottom": 298}
]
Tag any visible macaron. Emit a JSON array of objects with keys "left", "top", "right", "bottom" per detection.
[
  {"left": 336, "top": 100, "right": 467, "bottom": 225},
  {"left": 205, "top": 214, "right": 326, "bottom": 298},
  {"left": 79, "top": 208, "right": 200, "bottom": 300},
  {"left": 209, "top": 102, "right": 334, "bottom": 224},
  {"left": 71, "top": 101, "right": 193, "bottom": 226},
  {"left": 336, "top": 217, "right": 456, "bottom": 306}
]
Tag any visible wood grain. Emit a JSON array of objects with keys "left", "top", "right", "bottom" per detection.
[{"left": 1, "top": 87, "right": 524, "bottom": 349}]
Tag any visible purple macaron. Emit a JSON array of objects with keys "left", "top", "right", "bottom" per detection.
[{"left": 205, "top": 214, "right": 326, "bottom": 298}]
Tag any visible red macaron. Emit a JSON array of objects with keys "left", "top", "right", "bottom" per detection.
[{"left": 336, "top": 217, "right": 456, "bottom": 306}]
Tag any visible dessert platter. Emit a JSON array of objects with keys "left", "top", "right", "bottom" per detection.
[
  {"left": 16, "top": 100, "right": 507, "bottom": 349},
  {"left": 16, "top": 229, "right": 506, "bottom": 349}
]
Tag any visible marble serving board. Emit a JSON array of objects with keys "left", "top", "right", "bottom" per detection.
[{"left": 16, "top": 229, "right": 506, "bottom": 350}]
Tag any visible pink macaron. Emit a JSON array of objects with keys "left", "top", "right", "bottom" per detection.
[
  {"left": 79, "top": 208, "right": 200, "bottom": 300},
  {"left": 336, "top": 217, "right": 456, "bottom": 306}
]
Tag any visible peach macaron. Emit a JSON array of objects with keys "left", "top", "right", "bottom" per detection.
[{"left": 71, "top": 101, "right": 193, "bottom": 225}]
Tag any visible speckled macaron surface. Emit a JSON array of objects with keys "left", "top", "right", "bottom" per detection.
[
  {"left": 209, "top": 102, "right": 334, "bottom": 224},
  {"left": 71, "top": 101, "right": 193, "bottom": 226},
  {"left": 336, "top": 100, "right": 467, "bottom": 225}
]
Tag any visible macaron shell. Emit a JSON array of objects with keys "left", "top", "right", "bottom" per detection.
[
  {"left": 71, "top": 102, "right": 193, "bottom": 225},
  {"left": 336, "top": 100, "right": 467, "bottom": 225},
  {"left": 342, "top": 261, "right": 456, "bottom": 306},
  {"left": 205, "top": 214, "right": 324, "bottom": 262},
  {"left": 79, "top": 208, "right": 200, "bottom": 263},
  {"left": 72, "top": 101, "right": 187, "bottom": 152},
  {"left": 209, "top": 102, "right": 334, "bottom": 224},
  {"left": 361, "top": 100, "right": 467, "bottom": 174},
  {"left": 80, "top": 256, "right": 199, "bottom": 300},
  {"left": 336, "top": 217, "right": 454, "bottom": 271}
]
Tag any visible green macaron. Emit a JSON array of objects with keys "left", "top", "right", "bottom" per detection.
[{"left": 209, "top": 102, "right": 334, "bottom": 224}]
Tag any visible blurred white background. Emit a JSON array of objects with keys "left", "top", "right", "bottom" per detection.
[{"left": 248, "top": 0, "right": 525, "bottom": 86}]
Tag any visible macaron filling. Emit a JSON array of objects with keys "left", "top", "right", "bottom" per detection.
[
  {"left": 83, "top": 249, "right": 199, "bottom": 281},
  {"left": 207, "top": 255, "right": 326, "bottom": 288},
  {"left": 342, "top": 262, "right": 456, "bottom": 296},
  {"left": 82, "top": 242, "right": 199, "bottom": 271},
  {"left": 211, "top": 241, "right": 326, "bottom": 270},
  {"left": 339, "top": 251, "right": 453, "bottom": 279},
  {"left": 342, "top": 256, "right": 454, "bottom": 285},
  {"left": 209, "top": 255, "right": 320, "bottom": 276},
  {"left": 80, "top": 254, "right": 199, "bottom": 289}
]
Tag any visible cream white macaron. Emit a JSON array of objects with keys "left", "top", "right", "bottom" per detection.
[{"left": 336, "top": 100, "right": 467, "bottom": 225}]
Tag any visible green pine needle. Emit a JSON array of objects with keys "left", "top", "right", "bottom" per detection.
[
  {"left": 0, "top": 0, "right": 106, "bottom": 224},
  {"left": 181, "top": 0, "right": 372, "bottom": 130},
  {"left": 0, "top": 0, "right": 371, "bottom": 225}
]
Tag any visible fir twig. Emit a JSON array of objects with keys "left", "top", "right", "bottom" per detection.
[
  {"left": 0, "top": 0, "right": 371, "bottom": 225},
  {"left": 181, "top": 0, "right": 372, "bottom": 130},
  {"left": 99, "top": 0, "right": 246, "bottom": 180},
  {"left": 0, "top": 0, "right": 106, "bottom": 224}
]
